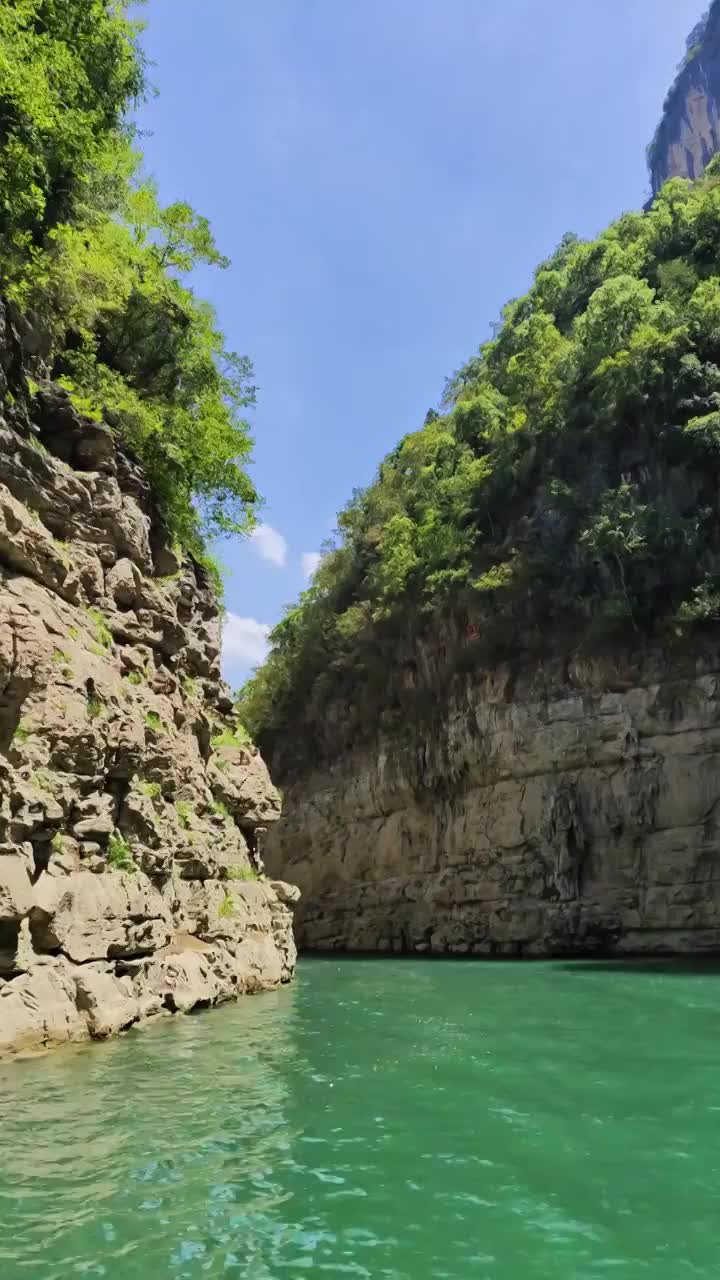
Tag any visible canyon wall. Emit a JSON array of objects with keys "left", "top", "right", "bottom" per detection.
[
  {"left": 266, "top": 646, "right": 720, "bottom": 957},
  {"left": 649, "top": 3, "right": 720, "bottom": 192},
  {"left": 0, "top": 305, "right": 297, "bottom": 1057},
  {"left": 255, "top": 8, "right": 720, "bottom": 961}
]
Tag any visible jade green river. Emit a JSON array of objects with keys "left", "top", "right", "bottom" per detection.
[{"left": 2, "top": 958, "right": 720, "bottom": 1278}]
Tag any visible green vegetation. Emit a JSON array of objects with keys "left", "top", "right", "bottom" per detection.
[
  {"left": 1, "top": 0, "right": 257, "bottom": 559},
  {"left": 32, "top": 767, "right": 60, "bottom": 797},
  {"left": 124, "top": 670, "right": 144, "bottom": 686},
  {"left": 208, "top": 799, "right": 231, "bottom": 819},
  {"left": 51, "top": 645, "right": 73, "bottom": 686},
  {"left": 175, "top": 800, "right": 194, "bottom": 829},
  {"left": 225, "top": 867, "right": 260, "bottom": 882},
  {"left": 211, "top": 723, "right": 253, "bottom": 750},
  {"left": 240, "top": 162, "right": 720, "bottom": 746},
  {"left": 26, "top": 431, "right": 49, "bottom": 455},
  {"left": 85, "top": 608, "right": 114, "bottom": 651},
  {"left": 138, "top": 780, "right": 161, "bottom": 798},
  {"left": 13, "top": 722, "right": 31, "bottom": 745},
  {"left": 143, "top": 711, "right": 162, "bottom": 733},
  {"left": 53, "top": 535, "right": 68, "bottom": 557},
  {"left": 86, "top": 692, "right": 103, "bottom": 721},
  {"left": 107, "top": 833, "right": 136, "bottom": 873},
  {"left": 218, "top": 891, "right": 235, "bottom": 919}
]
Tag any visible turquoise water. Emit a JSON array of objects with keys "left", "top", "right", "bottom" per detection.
[{"left": 2, "top": 957, "right": 720, "bottom": 1278}]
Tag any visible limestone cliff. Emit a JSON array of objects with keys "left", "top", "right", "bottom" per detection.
[
  {"left": 0, "top": 304, "right": 297, "bottom": 1057},
  {"left": 248, "top": 16, "right": 720, "bottom": 962},
  {"left": 648, "top": 3, "right": 720, "bottom": 193},
  {"left": 265, "top": 638, "right": 720, "bottom": 957}
]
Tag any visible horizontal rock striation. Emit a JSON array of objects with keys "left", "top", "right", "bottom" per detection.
[
  {"left": 265, "top": 646, "right": 720, "bottom": 957},
  {"left": 0, "top": 305, "right": 298, "bottom": 1057}
]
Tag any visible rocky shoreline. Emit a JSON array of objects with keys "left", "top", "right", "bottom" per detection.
[{"left": 0, "top": 305, "right": 298, "bottom": 1057}]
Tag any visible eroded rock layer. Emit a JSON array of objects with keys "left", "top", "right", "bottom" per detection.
[
  {"left": 0, "top": 307, "right": 297, "bottom": 1057},
  {"left": 266, "top": 648, "right": 720, "bottom": 957}
]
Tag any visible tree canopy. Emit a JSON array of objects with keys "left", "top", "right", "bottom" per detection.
[
  {"left": 240, "top": 162, "right": 720, "bottom": 749},
  {"left": 1, "top": 0, "right": 258, "bottom": 558}
]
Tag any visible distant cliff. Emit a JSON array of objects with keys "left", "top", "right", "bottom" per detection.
[
  {"left": 266, "top": 641, "right": 720, "bottom": 957},
  {"left": 649, "top": 3, "right": 720, "bottom": 193},
  {"left": 247, "top": 153, "right": 720, "bottom": 959}
]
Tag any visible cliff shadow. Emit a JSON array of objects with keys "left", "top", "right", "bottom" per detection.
[{"left": 557, "top": 957, "right": 720, "bottom": 976}]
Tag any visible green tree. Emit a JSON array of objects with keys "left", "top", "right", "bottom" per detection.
[
  {"left": 2, "top": 0, "right": 258, "bottom": 556},
  {"left": 0, "top": 0, "right": 144, "bottom": 280},
  {"left": 239, "top": 164, "right": 720, "bottom": 751}
]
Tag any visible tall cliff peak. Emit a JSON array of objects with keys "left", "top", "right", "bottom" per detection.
[{"left": 648, "top": 2, "right": 720, "bottom": 193}]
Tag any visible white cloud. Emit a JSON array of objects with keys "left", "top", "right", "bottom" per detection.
[
  {"left": 223, "top": 614, "right": 271, "bottom": 668},
  {"left": 250, "top": 523, "right": 287, "bottom": 568},
  {"left": 301, "top": 551, "right": 322, "bottom": 581}
]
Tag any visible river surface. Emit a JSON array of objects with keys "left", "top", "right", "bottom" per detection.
[{"left": 2, "top": 957, "right": 720, "bottom": 1278}]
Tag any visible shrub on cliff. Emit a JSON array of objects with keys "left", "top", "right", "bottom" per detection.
[
  {"left": 239, "top": 162, "right": 720, "bottom": 741},
  {"left": 0, "top": 0, "right": 257, "bottom": 554}
]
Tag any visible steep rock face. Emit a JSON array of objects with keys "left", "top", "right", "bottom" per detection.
[
  {"left": 649, "top": 3, "right": 720, "bottom": 193},
  {"left": 265, "top": 647, "right": 720, "bottom": 957},
  {"left": 0, "top": 307, "right": 297, "bottom": 1057}
]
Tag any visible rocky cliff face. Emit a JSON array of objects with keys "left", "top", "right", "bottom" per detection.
[
  {"left": 649, "top": 3, "right": 720, "bottom": 193},
  {"left": 0, "top": 305, "right": 297, "bottom": 1057},
  {"left": 266, "top": 642, "right": 720, "bottom": 957}
]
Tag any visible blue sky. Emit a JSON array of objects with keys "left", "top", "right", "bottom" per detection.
[{"left": 135, "top": 0, "right": 702, "bottom": 687}]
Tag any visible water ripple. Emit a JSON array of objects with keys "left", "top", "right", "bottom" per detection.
[{"left": 2, "top": 959, "right": 720, "bottom": 1278}]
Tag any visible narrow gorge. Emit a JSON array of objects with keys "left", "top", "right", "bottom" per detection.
[
  {"left": 5, "top": 6, "right": 720, "bottom": 1276},
  {"left": 5, "top": 0, "right": 720, "bottom": 1055}
]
